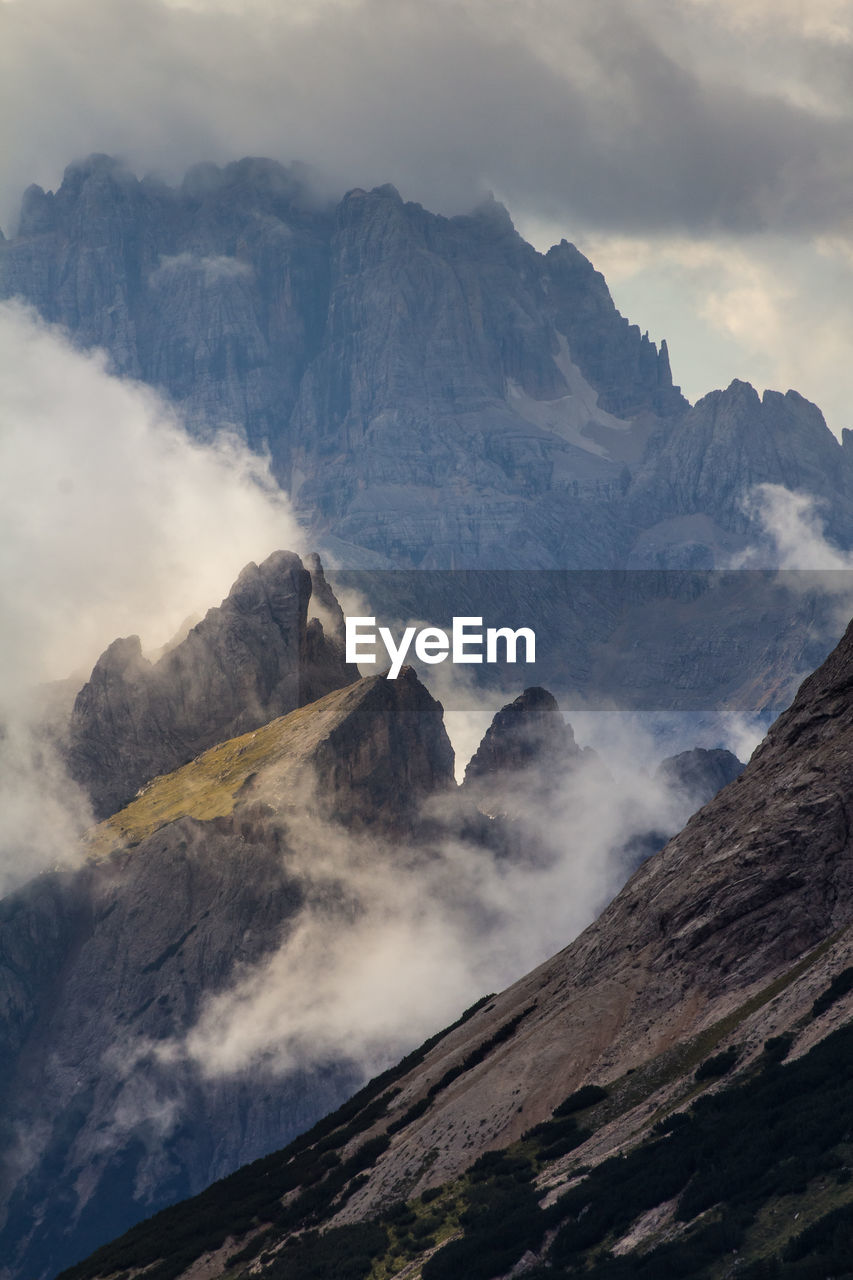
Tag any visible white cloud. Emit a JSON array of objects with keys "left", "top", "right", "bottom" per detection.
[
  {"left": 170, "top": 713, "right": 716, "bottom": 1079},
  {"left": 2, "top": 0, "right": 853, "bottom": 435},
  {"left": 0, "top": 298, "right": 302, "bottom": 693},
  {"left": 149, "top": 252, "right": 254, "bottom": 285},
  {"left": 0, "top": 298, "right": 303, "bottom": 893}
]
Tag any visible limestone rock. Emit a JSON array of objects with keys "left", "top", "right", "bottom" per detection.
[
  {"left": 66, "top": 550, "right": 358, "bottom": 819},
  {"left": 627, "top": 380, "right": 853, "bottom": 562},
  {"left": 655, "top": 745, "right": 744, "bottom": 804},
  {"left": 464, "top": 687, "right": 580, "bottom": 783},
  {"left": 1, "top": 157, "right": 685, "bottom": 569}
]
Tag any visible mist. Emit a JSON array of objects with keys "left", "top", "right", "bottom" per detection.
[
  {"left": 2, "top": 0, "right": 851, "bottom": 239},
  {"left": 0, "top": 298, "right": 303, "bottom": 893},
  {"left": 0, "top": 299, "right": 302, "bottom": 695},
  {"left": 170, "top": 704, "right": 737, "bottom": 1082}
]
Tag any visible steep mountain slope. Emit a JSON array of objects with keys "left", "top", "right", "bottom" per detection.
[
  {"left": 61, "top": 607, "right": 853, "bottom": 1279},
  {"left": 627, "top": 379, "right": 853, "bottom": 562},
  {"left": 0, "top": 670, "right": 453, "bottom": 1280},
  {"left": 4, "top": 155, "right": 851, "bottom": 568},
  {"left": 332, "top": 608, "right": 853, "bottom": 1210}
]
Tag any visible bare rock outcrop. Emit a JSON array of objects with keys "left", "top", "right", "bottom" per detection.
[{"left": 66, "top": 550, "right": 357, "bottom": 818}]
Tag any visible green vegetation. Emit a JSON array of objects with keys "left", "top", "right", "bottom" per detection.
[
  {"left": 57, "top": 955, "right": 853, "bottom": 1280},
  {"left": 552, "top": 1083, "right": 609, "bottom": 1117},
  {"left": 260, "top": 1222, "right": 389, "bottom": 1280},
  {"left": 541, "top": 1020, "right": 853, "bottom": 1276},
  {"left": 425, "top": 1003, "right": 536, "bottom": 1100},
  {"left": 763, "top": 1032, "right": 794, "bottom": 1065},
  {"left": 386, "top": 1003, "right": 535, "bottom": 1137},
  {"left": 421, "top": 1151, "right": 544, "bottom": 1280},
  {"left": 407, "top": 1017, "right": 853, "bottom": 1280},
  {"left": 84, "top": 680, "right": 368, "bottom": 857}
]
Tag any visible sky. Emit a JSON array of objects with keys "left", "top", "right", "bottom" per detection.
[{"left": 1, "top": 0, "right": 853, "bottom": 431}]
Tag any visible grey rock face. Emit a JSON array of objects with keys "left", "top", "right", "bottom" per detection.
[
  {"left": 463, "top": 687, "right": 580, "bottom": 784},
  {"left": 294, "top": 605, "right": 853, "bottom": 1224},
  {"left": 627, "top": 380, "right": 853, "bottom": 564},
  {"left": 1, "top": 156, "right": 686, "bottom": 569},
  {"left": 656, "top": 745, "right": 745, "bottom": 805},
  {"left": 0, "top": 669, "right": 454, "bottom": 1280},
  {"left": 66, "top": 550, "right": 358, "bottom": 819},
  {"left": 0, "top": 817, "right": 347, "bottom": 1280},
  {"left": 619, "top": 745, "right": 746, "bottom": 872},
  {"left": 5, "top": 155, "right": 852, "bottom": 569}
]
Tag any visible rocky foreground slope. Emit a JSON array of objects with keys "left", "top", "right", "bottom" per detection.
[{"left": 58, "top": 610, "right": 853, "bottom": 1279}]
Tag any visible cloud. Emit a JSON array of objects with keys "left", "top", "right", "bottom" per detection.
[
  {"left": 0, "top": 298, "right": 302, "bottom": 693},
  {"left": 149, "top": 252, "right": 255, "bottom": 285},
  {"left": 0, "top": 719, "right": 94, "bottom": 898},
  {"left": 738, "top": 483, "right": 853, "bottom": 571},
  {"left": 729, "top": 483, "right": 853, "bottom": 683},
  {"left": 172, "top": 713, "right": 727, "bottom": 1080},
  {"left": 1, "top": 0, "right": 852, "bottom": 240},
  {"left": 0, "top": 298, "right": 303, "bottom": 893},
  {"left": 3, "top": 0, "right": 853, "bottom": 434}
]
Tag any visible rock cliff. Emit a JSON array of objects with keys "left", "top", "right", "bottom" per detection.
[
  {"left": 463, "top": 686, "right": 581, "bottom": 783},
  {"left": 329, "top": 608, "right": 853, "bottom": 1215},
  {"left": 66, "top": 549, "right": 357, "bottom": 819},
  {"left": 5, "top": 155, "right": 852, "bottom": 570}
]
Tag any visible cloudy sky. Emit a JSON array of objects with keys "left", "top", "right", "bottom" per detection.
[{"left": 1, "top": 0, "right": 852, "bottom": 430}]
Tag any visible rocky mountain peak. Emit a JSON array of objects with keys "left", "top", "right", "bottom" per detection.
[
  {"left": 59, "top": 605, "right": 853, "bottom": 1280},
  {"left": 655, "top": 745, "right": 744, "bottom": 804},
  {"left": 0, "top": 660, "right": 457, "bottom": 1280},
  {"left": 1, "top": 154, "right": 703, "bottom": 566},
  {"left": 67, "top": 549, "right": 358, "bottom": 818},
  {"left": 464, "top": 686, "right": 579, "bottom": 784},
  {"left": 461, "top": 686, "right": 588, "bottom": 821},
  {"left": 17, "top": 184, "right": 55, "bottom": 236}
]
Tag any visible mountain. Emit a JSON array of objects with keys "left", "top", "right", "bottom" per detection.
[
  {"left": 655, "top": 744, "right": 745, "bottom": 803},
  {"left": 0, "top": 564, "right": 749, "bottom": 1280},
  {"left": 3, "top": 155, "right": 852, "bottom": 568},
  {"left": 5, "top": 151, "right": 853, "bottom": 1280},
  {"left": 618, "top": 745, "right": 746, "bottom": 871},
  {"left": 463, "top": 686, "right": 583, "bottom": 782},
  {"left": 0, "top": 663, "right": 455, "bottom": 1280},
  {"left": 56, "top": 603, "right": 853, "bottom": 1280},
  {"left": 66, "top": 549, "right": 357, "bottom": 818}
]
